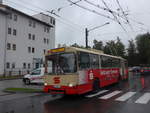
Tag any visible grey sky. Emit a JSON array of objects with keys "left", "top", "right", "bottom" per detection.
[{"left": 3, "top": 0, "right": 150, "bottom": 47}]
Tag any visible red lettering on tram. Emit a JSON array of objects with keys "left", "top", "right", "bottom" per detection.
[{"left": 53, "top": 77, "right": 60, "bottom": 84}]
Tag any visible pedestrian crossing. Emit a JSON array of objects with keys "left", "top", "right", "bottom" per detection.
[
  {"left": 135, "top": 93, "right": 150, "bottom": 104},
  {"left": 115, "top": 92, "right": 136, "bottom": 101},
  {"left": 85, "top": 90, "right": 109, "bottom": 98},
  {"left": 85, "top": 90, "right": 150, "bottom": 105},
  {"left": 99, "top": 90, "right": 122, "bottom": 99}
]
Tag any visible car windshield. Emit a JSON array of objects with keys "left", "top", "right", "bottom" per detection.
[
  {"left": 46, "top": 53, "right": 77, "bottom": 74},
  {"left": 31, "top": 69, "right": 41, "bottom": 75}
]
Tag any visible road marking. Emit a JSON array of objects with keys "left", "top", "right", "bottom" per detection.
[
  {"left": 99, "top": 90, "right": 122, "bottom": 99},
  {"left": 115, "top": 92, "right": 136, "bottom": 101},
  {"left": 135, "top": 93, "right": 150, "bottom": 104},
  {"left": 85, "top": 90, "right": 109, "bottom": 98}
]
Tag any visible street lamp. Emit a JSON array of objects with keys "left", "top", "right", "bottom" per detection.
[{"left": 85, "top": 22, "right": 110, "bottom": 48}]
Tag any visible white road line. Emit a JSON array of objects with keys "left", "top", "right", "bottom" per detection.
[
  {"left": 135, "top": 93, "right": 150, "bottom": 104},
  {"left": 85, "top": 90, "right": 109, "bottom": 98},
  {"left": 99, "top": 90, "right": 122, "bottom": 99},
  {"left": 115, "top": 92, "right": 136, "bottom": 101}
]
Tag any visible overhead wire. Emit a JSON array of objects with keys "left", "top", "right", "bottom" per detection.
[
  {"left": 67, "top": 0, "right": 116, "bottom": 21},
  {"left": 90, "top": 30, "right": 145, "bottom": 37},
  {"left": 115, "top": 0, "right": 134, "bottom": 31},
  {"left": 5, "top": 0, "right": 147, "bottom": 46},
  {"left": 67, "top": 0, "right": 137, "bottom": 43},
  {"left": 84, "top": 0, "right": 126, "bottom": 22},
  {"left": 4, "top": 0, "right": 84, "bottom": 33},
  {"left": 101, "top": 0, "right": 127, "bottom": 33}
]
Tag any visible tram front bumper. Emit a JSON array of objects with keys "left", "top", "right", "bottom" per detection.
[{"left": 44, "top": 85, "right": 78, "bottom": 95}]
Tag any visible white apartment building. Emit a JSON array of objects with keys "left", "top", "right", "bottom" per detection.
[{"left": 0, "top": 4, "right": 55, "bottom": 76}]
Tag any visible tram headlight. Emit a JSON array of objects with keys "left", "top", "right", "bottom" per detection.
[
  {"left": 44, "top": 83, "right": 48, "bottom": 86},
  {"left": 68, "top": 83, "right": 74, "bottom": 87}
]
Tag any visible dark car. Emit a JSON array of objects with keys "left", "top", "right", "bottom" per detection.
[{"left": 130, "top": 66, "right": 141, "bottom": 73}]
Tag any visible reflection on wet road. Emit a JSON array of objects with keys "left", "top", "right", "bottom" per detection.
[
  {"left": 0, "top": 94, "right": 62, "bottom": 113},
  {"left": 1, "top": 72, "right": 150, "bottom": 113}
]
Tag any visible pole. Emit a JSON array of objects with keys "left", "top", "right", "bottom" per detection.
[
  {"left": 85, "top": 22, "right": 110, "bottom": 48},
  {"left": 85, "top": 28, "right": 88, "bottom": 48}
]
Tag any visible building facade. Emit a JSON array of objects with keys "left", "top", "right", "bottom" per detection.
[{"left": 0, "top": 4, "right": 55, "bottom": 76}]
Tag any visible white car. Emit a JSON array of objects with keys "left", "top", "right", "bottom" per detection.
[{"left": 23, "top": 68, "right": 45, "bottom": 85}]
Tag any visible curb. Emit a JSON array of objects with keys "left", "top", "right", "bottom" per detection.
[
  {"left": 0, "top": 77, "right": 22, "bottom": 81},
  {"left": 4, "top": 90, "right": 44, "bottom": 94}
]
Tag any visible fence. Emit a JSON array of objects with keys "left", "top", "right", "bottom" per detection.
[{"left": 5, "top": 68, "right": 32, "bottom": 76}]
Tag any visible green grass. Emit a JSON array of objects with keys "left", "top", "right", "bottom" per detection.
[
  {"left": 4, "top": 88, "right": 43, "bottom": 93},
  {"left": 0, "top": 75, "right": 22, "bottom": 79}
]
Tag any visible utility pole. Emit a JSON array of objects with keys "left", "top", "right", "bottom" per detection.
[
  {"left": 85, "top": 22, "right": 110, "bottom": 48},
  {"left": 85, "top": 28, "right": 88, "bottom": 48}
]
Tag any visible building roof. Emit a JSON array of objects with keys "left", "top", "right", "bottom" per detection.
[{"left": 0, "top": 4, "right": 53, "bottom": 27}]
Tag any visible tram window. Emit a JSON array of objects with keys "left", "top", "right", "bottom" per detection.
[
  {"left": 78, "top": 52, "right": 90, "bottom": 69},
  {"left": 101, "top": 56, "right": 112, "bottom": 68},
  {"left": 112, "top": 58, "right": 120, "bottom": 67},
  {"left": 90, "top": 54, "right": 99, "bottom": 69}
]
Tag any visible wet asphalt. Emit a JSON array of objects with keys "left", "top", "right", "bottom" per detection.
[{"left": 1, "top": 72, "right": 150, "bottom": 113}]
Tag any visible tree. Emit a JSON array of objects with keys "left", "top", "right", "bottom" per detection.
[
  {"left": 136, "top": 33, "right": 150, "bottom": 65},
  {"left": 115, "top": 37, "right": 126, "bottom": 58},
  {"left": 93, "top": 39, "right": 104, "bottom": 51},
  {"left": 103, "top": 38, "right": 126, "bottom": 58},
  {"left": 57, "top": 44, "right": 67, "bottom": 48},
  {"left": 127, "top": 39, "right": 137, "bottom": 66},
  {"left": 71, "top": 43, "right": 87, "bottom": 48},
  {"left": 104, "top": 40, "right": 117, "bottom": 55}
]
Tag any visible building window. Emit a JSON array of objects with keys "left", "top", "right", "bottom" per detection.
[
  {"left": 12, "top": 44, "right": 16, "bottom": 51},
  {"left": 28, "top": 47, "right": 31, "bottom": 53},
  {"left": 33, "top": 22, "right": 36, "bottom": 28},
  {"left": 6, "top": 62, "right": 10, "bottom": 69},
  {"left": 44, "top": 38, "right": 46, "bottom": 44},
  {"left": 50, "top": 18, "right": 53, "bottom": 24},
  {"left": 29, "top": 20, "right": 32, "bottom": 27},
  {"left": 47, "top": 28, "right": 50, "bottom": 33},
  {"left": 47, "top": 39, "right": 49, "bottom": 44},
  {"left": 43, "top": 49, "right": 46, "bottom": 54},
  {"left": 23, "top": 63, "right": 26, "bottom": 69},
  {"left": 44, "top": 26, "right": 47, "bottom": 32},
  {"left": 28, "top": 63, "right": 31, "bottom": 69},
  {"left": 32, "top": 47, "right": 35, "bottom": 53},
  {"left": 32, "top": 34, "right": 35, "bottom": 40},
  {"left": 13, "top": 29, "right": 17, "bottom": 36},
  {"left": 8, "top": 13, "right": 12, "bottom": 19},
  {"left": 14, "top": 15, "right": 18, "bottom": 21},
  {"left": 12, "top": 63, "right": 15, "bottom": 69},
  {"left": 8, "top": 28, "right": 11, "bottom": 34},
  {"left": 28, "top": 33, "right": 31, "bottom": 40},
  {"left": 7, "top": 43, "right": 11, "bottom": 50},
  {"left": 53, "top": 19, "right": 55, "bottom": 25}
]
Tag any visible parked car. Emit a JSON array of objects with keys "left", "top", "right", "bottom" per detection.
[
  {"left": 140, "top": 67, "right": 150, "bottom": 75},
  {"left": 129, "top": 66, "right": 141, "bottom": 73},
  {"left": 23, "top": 68, "right": 45, "bottom": 85}
]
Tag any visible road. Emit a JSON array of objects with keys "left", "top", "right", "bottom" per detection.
[{"left": 1, "top": 72, "right": 150, "bottom": 113}]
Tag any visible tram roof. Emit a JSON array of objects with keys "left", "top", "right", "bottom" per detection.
[{"left": 46, "top": 47, "right": 126, "bottom": 60}]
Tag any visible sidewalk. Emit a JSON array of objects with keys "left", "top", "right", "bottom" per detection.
[
  {"left": 0, "top": 76, "right": 22, "bottom": 81},
  {"left": 0, "top": 91, "right": 12, "bottom": 96},
  {"left": 0, "top": 79, "right": 43, "bottom": 96}
]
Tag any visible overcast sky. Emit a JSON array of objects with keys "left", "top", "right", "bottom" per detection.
[{"left": 3, "top": 0, "right": 150, "bottom": 47}]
